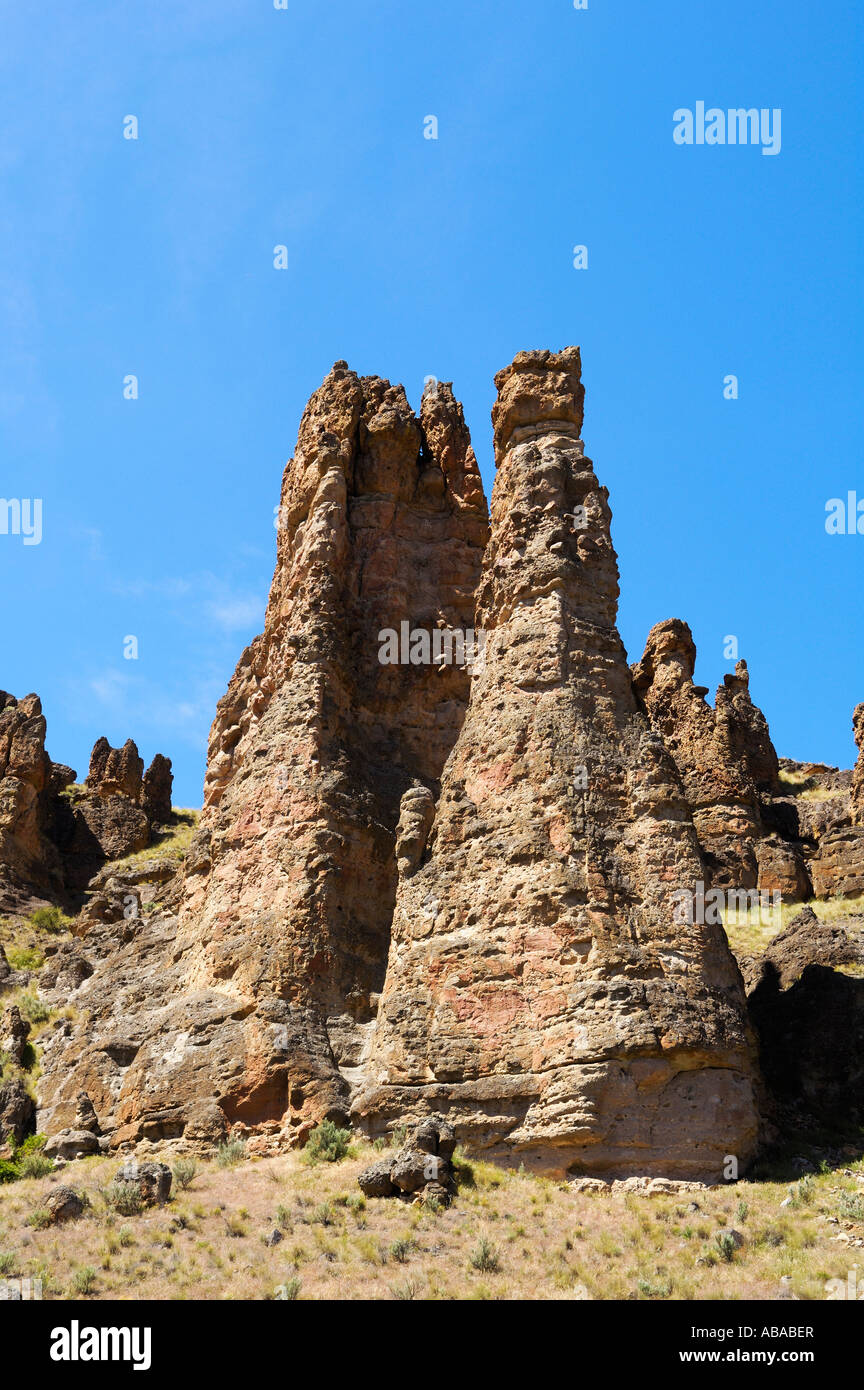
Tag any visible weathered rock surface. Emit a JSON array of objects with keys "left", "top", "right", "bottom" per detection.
[
  {"left": 115, "top": 1159, "right": 172, "bottom": 1205},
  {"left": 0, "top": 693, "right": 66, "bottom": 911},
  {"left": 357, "top": 1117, "right": 455, "bottom": 1200},
  {"left": 142, "top": 753, "right": 174, "bottom": 826},
  {"left": 631, "top": 623, "right": 808, "bottom": 896},
  {"left": 43, "top": 1128, "right": 100, "bottom": 1161},
  {"left": 852, "top": 705, "right": 864, "bottom": 825},
  {"left": 1, "top": 1005, "right": 31, "bottom": 1065},
  {"left": 45, "top": 1185, "right": 86, "bottom": 1224},
  {"left": 37, "top": 363, "right": 489, "bottom": 1147},
  {"left": 0, "top": 1079, "right": 35, "bottom": 1147},
  {"left": 0, "top": 703, "right": 174, "bottom": 910},
  {"left": 768, "top": 749, "right": 864, "bottom": 901},
  {"left": 354, "top": 348, "right": 760, "bottom": 1180}
]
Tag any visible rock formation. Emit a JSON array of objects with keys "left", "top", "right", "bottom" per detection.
[
  {"left": 28, "top": 345, "right": 861, "bottom": 1172},
  {"left": 0, "top": 693, "right": 67, "bottom": 911},
  {"left": 851, "top": 705, "right": 864, "bottom": 825},
  {"left": 631, "top": 623, "right": 809, "bottom": 897},
  {"left": 353, "top": 349, "right": 760, "bottom": 1180},
  {"left": 37, "top": 363, "right": 490, "bottom": 1145},
  {"left": 0, "top": 715, "right": 173, "bottom": 909}
]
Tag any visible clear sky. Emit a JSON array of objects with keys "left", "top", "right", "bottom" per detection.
[{"left": 1, "top": 0, "right": 861, "bottom": 807}]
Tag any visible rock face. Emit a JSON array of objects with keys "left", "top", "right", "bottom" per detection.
[
  {"left": 631, "top": 625, "right": 766, "bottom": 889},
  {"left": 852, "top": 705, "right": 864, "bottom": 825},
  {"left": 0, "top": 693, "right": 66, "bottom": 911},
  {"left": 353, "top": 349, "right": 760, "bottom": 1180},
  {"left": 0, "top": 713, "right": 173, "bottom": 908},
  {"left": 37, "top": 363, "right": 490, "bottom": 1146},
  {"left": 631, "top": 623, "right": 810, "bottom": 899}
]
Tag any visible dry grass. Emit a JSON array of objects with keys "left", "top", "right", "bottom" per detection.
[
  {"left": 722, "top": 897, "right": 858, "bottom": 958},
  {"left": 1, "top": 1142, "right": 863, "bottom": 1301},
  {"left": 113, "top": 808, "right": 199, "bottom": 870}
]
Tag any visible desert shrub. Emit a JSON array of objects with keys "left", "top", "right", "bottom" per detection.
[
  {"left": 836, "top": 1191, "right": 864, "bottom": 1223},
  {"left": 70, "top": 1266, "right": 97, "bottom": 1295},
  {"left": 715, "top": 1232, "right": 738, "bottom": 1263},
  {"left": 17, "top": 1152, "right": 53, "bottom": 1179},
  {"left": 275, "top": 1277, "right": 301, "bottom": 1301},
  {"left": 470, "top": 1237, "right": 501, "bottom": 1273},
  {"left": 16, "top": 992, "right": 50, "bottom": 1025},
  {"left": 302, "top": 1120, "right": 352, "bottom": 1165},
  {"left": 0, "top": 1161, "right": 19, "bottom": 1185},
  {"left": 216, "top": 1137, "right": 247, "bottom": 1169},
  {"left": 104, "top": 1180, "right": 143, "bottom": 1216},
  {"left": 0, "top": 1252, "right": 15, "bottom": 1275},
  {"left": 29, "top": 905, "right": 72, "bottom": 934},
  {"left": 172, "top": 1157, "right": 197, "bottom": 1191}
]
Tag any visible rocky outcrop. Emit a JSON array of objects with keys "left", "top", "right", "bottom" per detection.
[
  {"left": 631, "top": 624, "right": 765, "bottom": 889},
  {"left": 631, "top": 623, "right": 809, "bottom": 898},
  {"left": 353, "top": 349, "right": 760, "bottom": 1180},
  {"left": 37, "top": 362, "right": 490, "bottom": 1147},
  {"left": 767, "top": 750, "right": 864, "bottom": 901},
  {"left": 142, "top": 754, "right": 173, "bottom": 826},
  {"left": 357, "top": 1117, "right": 455, "bottom": 1202},
  {"left": 0, "top": 716, "right": 174, "bottom": 905},
  {"left": 851, "top": 705, "right": 864, "bottom": 825},
  {"left": 55, "top": 739, "right": 170, "bottom": 888},
  {"left": 0, "top": 693, "right": 66, "bottom": 911}
]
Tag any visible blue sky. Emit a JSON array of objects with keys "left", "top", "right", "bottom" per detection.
[{"left": 1, "top": 0, "right": 861, "bottom": 807}]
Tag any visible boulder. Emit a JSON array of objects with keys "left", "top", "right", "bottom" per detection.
[
  {"left": 45, "top": 1185, "right": 86, "bottom": 1224},
  {"left": 115, "top": 1160, "right": 172, "bottom": 1205},
  {"left": 0, "top": 1079, "right": 35, "bottom": 1147},
  {"left": 44, "top": 1128, "right": 100, "bottom": 1161}
]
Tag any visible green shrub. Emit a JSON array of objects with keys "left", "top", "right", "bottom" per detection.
[
  {"left": 5, "top": 946, "right": 43, "bottom": 971},
  {"left": 302, "top": 1120, "right": 352, "bottom": 1165},
  {"left": 16, "top": 992, "right": 50, "bottom": 1025},
  {"left": 275, "top": 1277, "right": 301, "bottom": 1301},
  {"left": 29, "top": 905, "right": 72, "bottom": 934},
  {"left": 16, "top": 1133, "right": 46, "bottom": 1156},
  {"left": 70, "top": 1266, "right": 97, "bottom": 1296},
  {"left": 172, "top": 1157, "right": 197, "bottom": 1191},
  {"left": 17, "top": 1152, "right": 53, "bottom": 1179},
  {"left": 104, "top": 1181, "right": 143, "bottom": 1216},
  {"left": 469, "top": 1237, "right": 501, "bottom": 1273},
  {"left": 0, "top": 1251, "right": 15, "bottom": 1276},
  {"left": 0, "top": 1160, "right": 19, "bottom": 1185},
  {"left": 216, "top": 1137, "right": 248, "bottom": 1169},
  {"left": 715, "top": 1231, "right": 738, "bottom": 1263},
  {"left": 390, "top": 1238, "right": 412, "bottom": 1264}
]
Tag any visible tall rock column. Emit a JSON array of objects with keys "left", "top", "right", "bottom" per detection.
[
  {"left": 36, "top": 363, "right": 490, "bottom": 1145},
  {"left": 355, "top": 348, "right": 759, "bottom": 1180}
]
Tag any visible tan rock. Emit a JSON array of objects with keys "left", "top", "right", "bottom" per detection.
[{"left": 354, "top": 348, "right": 760, "bottom": 1181}]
